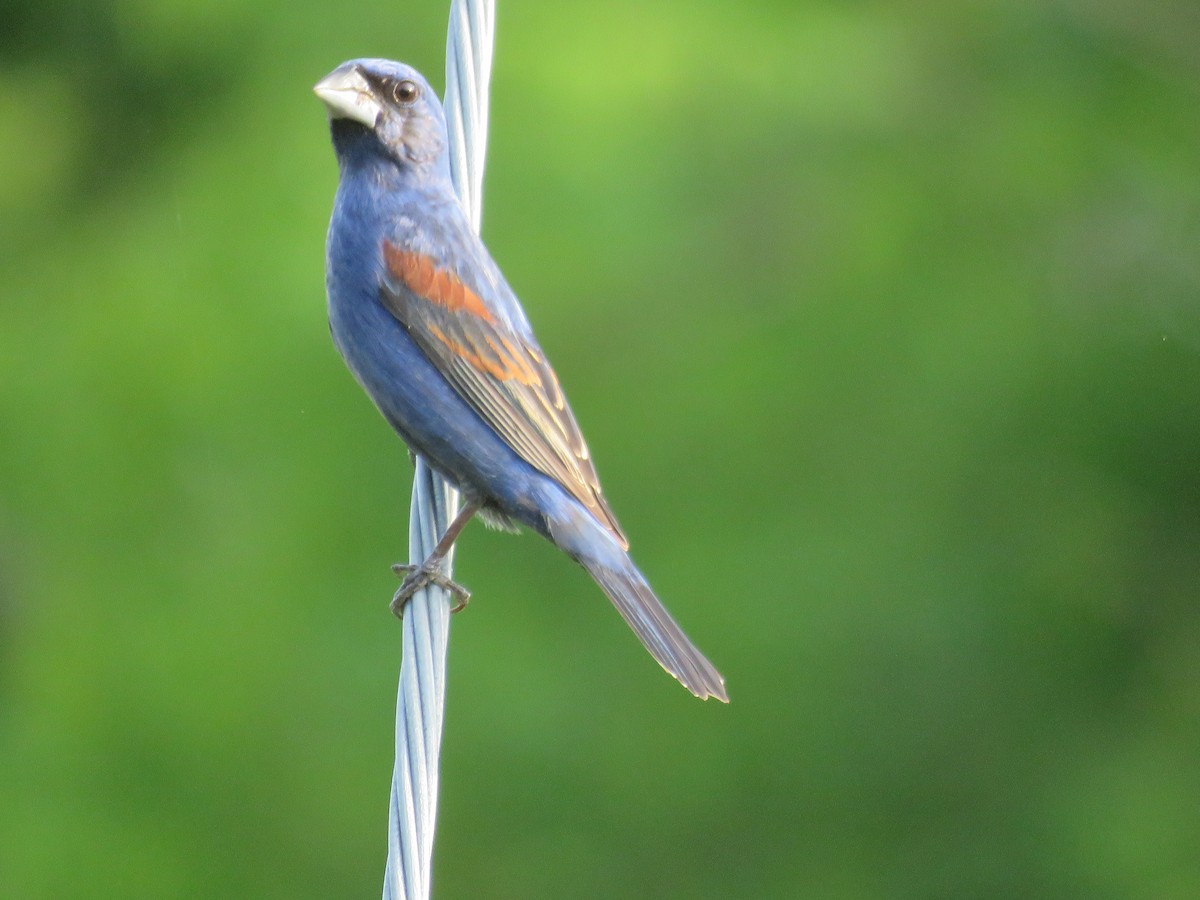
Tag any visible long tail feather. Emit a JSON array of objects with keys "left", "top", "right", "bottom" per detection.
[{"left": 580, "top": 552, "right": 728, "bottom": 702}]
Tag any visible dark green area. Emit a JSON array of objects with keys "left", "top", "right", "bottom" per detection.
[{"left": 2, "top": 1, "right": 1198, "bottom": 896}]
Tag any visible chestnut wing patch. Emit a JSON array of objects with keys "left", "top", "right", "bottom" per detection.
[{"left": 381, "top": 242, "right": 627, "bottom": 548}]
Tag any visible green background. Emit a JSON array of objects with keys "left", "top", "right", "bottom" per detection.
[{"left": 2, "top": 1, "right": 1199, "bottom": 896}]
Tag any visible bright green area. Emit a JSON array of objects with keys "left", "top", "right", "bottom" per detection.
[{"left": 2, "top": 1, "right": 1199, "bottom": 897}]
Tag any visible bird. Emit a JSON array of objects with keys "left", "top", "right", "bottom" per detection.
[{"left": 314, "top": 58, "right": 727, "bottom": 702}]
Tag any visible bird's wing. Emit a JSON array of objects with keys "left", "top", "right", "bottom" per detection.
[{"left": 379, "top": 240, "right": 628, "bottom": 549}]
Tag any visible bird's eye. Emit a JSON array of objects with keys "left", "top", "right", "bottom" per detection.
[{"left": 391, "top": 80, "right": 420, "bottom": 104}]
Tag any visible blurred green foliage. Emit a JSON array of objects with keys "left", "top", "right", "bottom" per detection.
[{"left": 2, "top": 0, "right": 1199, "bottom": 896}]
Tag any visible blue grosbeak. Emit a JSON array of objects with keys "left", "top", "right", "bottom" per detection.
[{"left": 315, "top": 59, "right": 727, "bottom": 701}]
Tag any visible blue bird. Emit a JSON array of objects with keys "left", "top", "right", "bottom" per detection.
[{"left": 315, "top": 59, "right": 727, "bottom": 701}]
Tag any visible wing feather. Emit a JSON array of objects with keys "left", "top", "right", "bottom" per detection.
[{"left": 381, "top": 241, "right": 628, "bottom": 548}]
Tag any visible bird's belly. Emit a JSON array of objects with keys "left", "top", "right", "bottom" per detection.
[{"left": 329, "top": 290, "right": 556, "bottom": 534}]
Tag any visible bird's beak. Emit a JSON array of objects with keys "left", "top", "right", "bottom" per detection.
[{"left": 314, "top": 65, "right": 382, "bottom": 128}]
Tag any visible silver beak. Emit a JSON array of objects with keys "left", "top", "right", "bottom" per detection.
[{"left": 314, "top": 65, "right": 382, "bottom": 128}]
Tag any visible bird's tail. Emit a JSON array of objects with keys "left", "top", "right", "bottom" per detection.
[
  {"left": 551, "top": 507, "right": 727, "bottom": 701},
  {"left": 584, "top": 553, "right": 728, "bottom": 701}
]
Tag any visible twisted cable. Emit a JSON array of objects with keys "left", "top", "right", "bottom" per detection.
[{"left": 382, "top": 3, "right": 495, "bottom": 898}]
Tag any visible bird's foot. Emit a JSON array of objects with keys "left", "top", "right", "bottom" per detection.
[{"left": 390, "top": 562, "right": 471, "bottom": 616}]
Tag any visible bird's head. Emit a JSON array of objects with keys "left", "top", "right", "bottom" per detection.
[{"left": 314, "top": 59, "right": 448, "bottom": 174}]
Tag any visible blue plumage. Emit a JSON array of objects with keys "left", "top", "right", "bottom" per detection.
[{"left": 316, "top": 59, "right": 726, "bottom": 701}]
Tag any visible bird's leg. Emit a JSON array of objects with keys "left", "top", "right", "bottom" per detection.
[{"left": 390, "top": 499, "right": 481, "bottom": 617}]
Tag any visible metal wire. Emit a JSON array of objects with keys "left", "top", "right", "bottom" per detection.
[{"left": 382, "top": 2, "right": 495, "bottom": 898}]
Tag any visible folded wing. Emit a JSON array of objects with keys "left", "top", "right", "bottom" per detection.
[{"left": 380, "top": 241, "right": 628, "bottom": 549}]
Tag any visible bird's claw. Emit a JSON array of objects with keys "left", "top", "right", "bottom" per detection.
[{"left": 390, "top": 562, "right": 471, "bottom": 616}]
